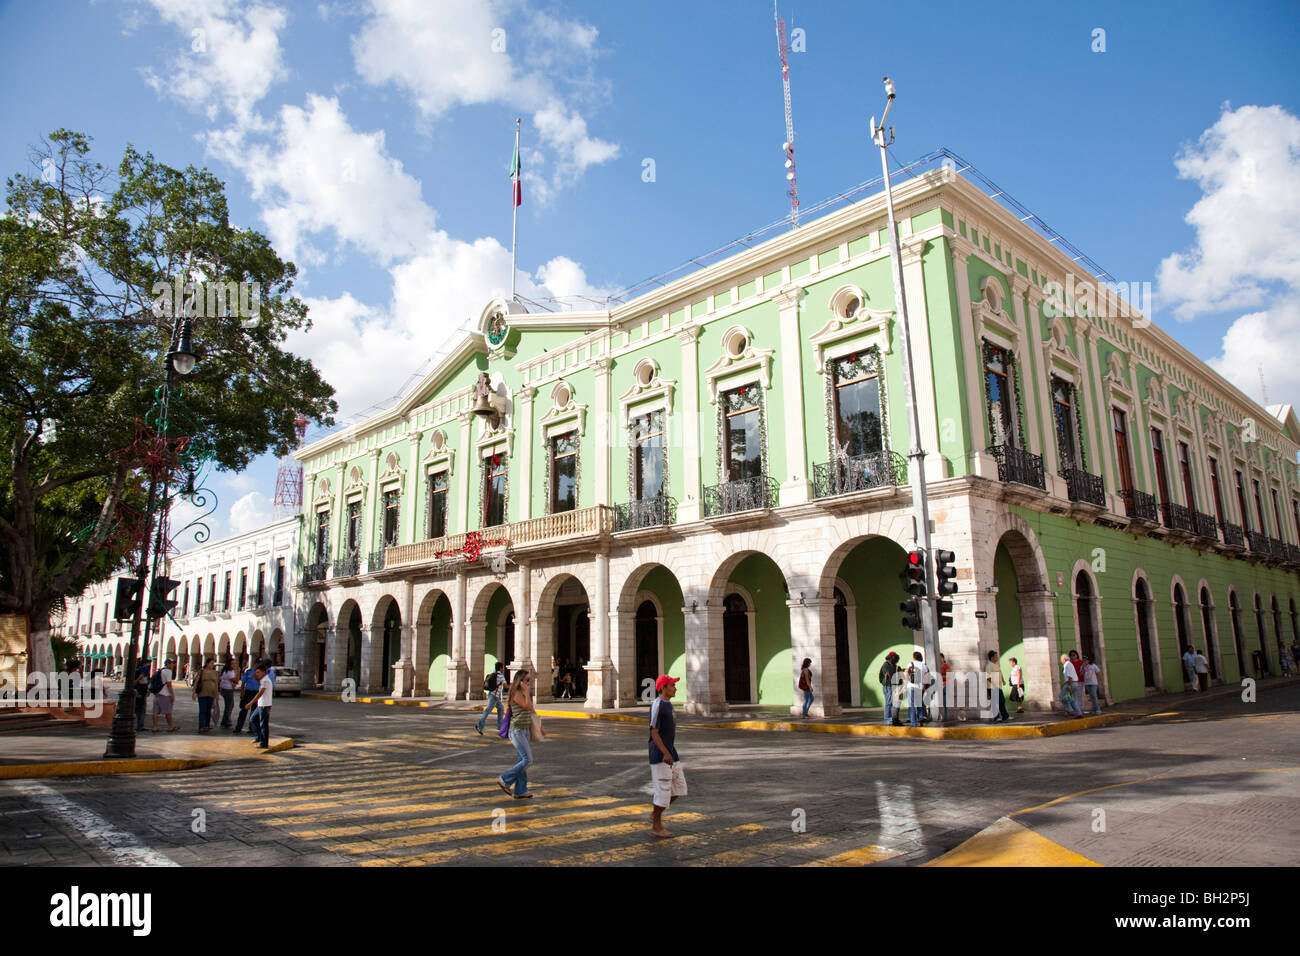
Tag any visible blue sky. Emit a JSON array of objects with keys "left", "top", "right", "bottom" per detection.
[{"left": 3, "top": 0, "right": 1299, "bottom": 541}]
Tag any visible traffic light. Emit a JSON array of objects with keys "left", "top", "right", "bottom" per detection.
[
  {"left": 147, "top": 577, "right": 180, "bottom": 620},
  {"left": 114, "top": 577, "right": 143, "bottom": 622},
  {"left": 935, "top": 549, "right": 958, "bottom": 630},
  {"left": 900, "top": 549, "right": 926, "bottom": 630}
]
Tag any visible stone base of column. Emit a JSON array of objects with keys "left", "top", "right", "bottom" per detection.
[
  {"left": 391, "top": 657, "right": 415, "bottom": 697},
  {"left": 681, "top": 700, "right": 716, "bottom": 717},
  {"left": 446, "top": 659, "right": 469, "bottom": 700},
  {"left": 789, "top": 699, "right": 842, "bottom": 719},
  {"left": 584, "top": 660, "right": 614, "bottom": 710}
]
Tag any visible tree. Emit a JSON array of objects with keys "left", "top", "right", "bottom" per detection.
[{"left": 1, "top": 130, "right": 336, "bottom": 675}]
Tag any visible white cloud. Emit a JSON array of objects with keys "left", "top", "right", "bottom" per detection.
[
  {"left": 1158, "top": 105, "right": 1300, "bottom": 413},
  {"left": 140, "top": 0, "right": 288, "bottom": 124},
  {"left": 351, "top": 0, "right": 618, "bottom": 203},
  {"left": 228, "top": 491, "right": 277, "bottom": 535},
  {"left": 1158, "top": 105, "right": 1300, "bottom": 319}
]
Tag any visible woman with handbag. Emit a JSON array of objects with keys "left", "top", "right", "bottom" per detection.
[
  {"left": 798, "top": 658, "right": 814, "bottom": 718},
  {"left": 1008, "top": 656, "right": 1025, "bottom": 713},
  {"left": 497, "top": 670, "right": 536, "bottom": 799}
]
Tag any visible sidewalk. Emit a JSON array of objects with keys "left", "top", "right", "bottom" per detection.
[{"left": 303, "top": 676, "right": 1283, "bottom": 739}]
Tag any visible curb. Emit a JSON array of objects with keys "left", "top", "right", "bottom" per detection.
[{"left": 0, "top": 738, "right": 294, "bottom": 780}]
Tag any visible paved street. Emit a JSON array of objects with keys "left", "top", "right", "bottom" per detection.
[{"left": 3, "top": 682, "right": 1298, "bottom": 867}]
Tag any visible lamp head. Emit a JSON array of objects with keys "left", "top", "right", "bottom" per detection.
[{"left": 169, "top": 318, "right": 197, "bottom": 375}]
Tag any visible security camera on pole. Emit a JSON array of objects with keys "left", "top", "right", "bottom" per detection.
[{"left": 871, "top": 77, "right": 940, "bottom": 672}]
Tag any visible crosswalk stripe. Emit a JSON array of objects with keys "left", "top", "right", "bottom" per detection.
[
  {"left": 557, "top": 823, "right": 766, "bottom": 866},
  {"left": 798, "top": 845, "right": 903, "bottom": 866},
  {"left": 685, "top": 832, "right": 838, "bottom": 866},
  {"left": 208, "top": 783, "right": 542, "bottom": 815},
  {"left": 195, "top": 770, "right": 467, "bottom": 802},
  {"left": 331, "top": 803, "right": 660, "bottom": 856},
  {"left": 361, "top": 813, "right": 707, "bottom": 867},
  {"left": 287, "top": 796, "right": 625, "bottom": 839}
]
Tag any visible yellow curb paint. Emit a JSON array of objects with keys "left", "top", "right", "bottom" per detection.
[
  {"left": 799, "top": 845, "right": 903, "bottom": 867},
  {"left": 1010, "top": 765, "right": 1300, "bottom": 817},
  {"left": 363, "top": 813, "right": 707, "bottom": 867},
  {"left": 558, "top": 824, "right": 766, "bottom": 866},
  {"left": 698, "top": 712, "right": 1131, "bottom": 738},
  {"left": 330, "top": 802, "right": 654, "bottom": 855},
  {"left": 288, "top": 796, "right": 625, "bottom": 839},
  {"left": 923, "top": 817, "right": 1100, "bottom": 868},
  {"left": 0, "top": 738, "right": 293, "bottom": 779}
]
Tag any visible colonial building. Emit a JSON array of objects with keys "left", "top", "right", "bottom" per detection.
[
  {"left": 64, "top": 517, "right": 298, "bottom": 678},
  {"left": 291, "top": 166, "right": 1300, "bottom": 715}
]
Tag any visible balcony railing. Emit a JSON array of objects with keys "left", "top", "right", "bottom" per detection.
[
  {"left": 988, "top": 444, "right": 1046, "bottom": 490},
  {"left": 1193, "top": 511, "right": 1218, "bottom": 541},
  {"left": 703, "top": 475, "right": 780, "bottom": 517},
  {"left": 1122, "top": 489, "right": 1158, "bottom": 523},
  {"left": 1269, "top": 536, "right": 1287, "bottom": 560},
  {"left": 1286, "top": 543, "right": 1300, "bottom": 567},
  {"left": 108, "top": 620, "right": 122, "bottom": 634},
  {"left": 1246, "top": 529, "right": 1270, "bottom": 554},
  {"left": 303, "top": 562, "right": 329, "bottom": 584},
  {"left": 333, "top": 553, "right": 360, "bottom": 578},
  {"left": 384, "top": 505, "right": 615, "bottom": 571},
  {"left": 368, "top": 549, "right": 388, "bottom": 573},
  {"left": 614, "top": 494, "right": 678, "bottom": 532},
  {"left": 812, "top": 450, "right": 907, "bottom": 499},
  {"left": 248, "top": 590, "right": 265, "bottom": 608},
  {"left": 1062, "top": 466, "right": 1105, "bottom": 507},
  {"left": 1167, "top": 502, "right": 1196, "bottom": 534},
  {"left": 1222, "top": 522, "right": 1244, "bottom": 548}
]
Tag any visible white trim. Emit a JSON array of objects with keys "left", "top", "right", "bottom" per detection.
[{"left": 703, "top": 329, "right": 774, "bottom": 405}]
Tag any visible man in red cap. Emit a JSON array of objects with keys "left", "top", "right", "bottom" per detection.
[{"left": 649, "top": 674, "right": 686, "bottom": 837}]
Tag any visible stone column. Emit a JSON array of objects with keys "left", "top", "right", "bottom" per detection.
[
  {"left": 899, "top": 242, "right": 947, "bottom": 481},
  {"left": 531, "top": 610, "right": 555, "bottom": 703},
  {"left": 362, "top": 620, "right": 385, "bottom": 695},
  {"left": 1018, "top": 591, "right": 1058, "bottom": 713},
  {"left": 677, "top": 326, "right": 702, "bottom": 522},
  {"left": 513, "top": 560, "right": 533, "bottom": 675},
  {"left": 392, "top": 580, "right": 415, "bottom": 697},
  {"left": 457, "top": 412, "right": 474, "bottom": 533},
  {"left": 585, "top": 551, "right": 614, "bottom": 709},
  {"left": 517, "top": 387, "right": 536, "bottom": 520},
  {"left": 325, "top": 623, "right": 349, "bottom": 693},
  {"left": 466, "top": 611, "right": 486, "bottom": 701},
  {"left": 611, "top": 607, "right": 638, "bottom": 707},
  {"left": 773, "top": 284, "right": 810, "bottom": 504},
  {"left": 593, "top": 358, "right": 611, "bottom": 506},
  {"left": 682, "top": 590, "right": 723, "bottom": 715},
  {"left": 411, "top": 600, "right": 431, "bottom": 698},
  {"left": 447, "top": 570, "right": 469, "bottom": 699},
  {"left": 787, "top": 595, "right": 839, "bottom": 717}
]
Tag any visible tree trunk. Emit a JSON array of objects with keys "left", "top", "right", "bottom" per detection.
[{"left": 26, "top": 609, "right": 55, "bottom": 680}]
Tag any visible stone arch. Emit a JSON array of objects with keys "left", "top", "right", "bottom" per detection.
[
  {"left": 1252, "top": 591, "right": 1270, "bottom": 674},
  {"left": 251, "top": 628, "right": 266, "bottom": 660},
  {"left": 986, "top": 522, "right": 1055, "bottom": 709},
  {"left": 414, "top": 586, "right": 453, "bottom": 698},
  {"left": 303, "top": 601, "right": 330, "bottom": 689},
  {"left": 1170, "top": 575, "right": 1194, "bottom": 687},
  {"left": 269, "top": 628, "right": 284, "bottom": 665},
  {"left": 1132, "top": 569, "right": 1162, "bottom": 691},
  {"left": 707, "top": 551, "right": 791, "bottom": 708},
  {"left": 534, "top": 573, "right": 590, "bottom": 702},
  {"left": 1070, "top": 559, "right": 1109, "bottom": 702},
  {"left": 612, "top": 560, "right": 687, "bottom": 707},
  {"left": 368, "top": 593, "right": 402, "bottom": 694},
  {"left": 335, "top": 598, "right": 365, "bottom": 692},
  {"left": 219, "top": 633, "right": 232, "bottom": 661}
]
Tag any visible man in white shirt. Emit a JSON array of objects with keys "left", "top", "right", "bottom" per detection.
[
  {"left": 905, "top": 651, "right": 930, "bottom": 727},
  {"left": 1059, "top": 653, "right": 1083, "bottom": 716},
  {"left": 151, "top": 657, "right": 177, "bottom": 732},
  {"left": 1182, "top": 645, "right": 1199, "bottom": 691},
  {"left": 1193, "top": 649, "right": 1211, "bottom": 691},
  {"left": 243, "top": 664, "right": 274, "bottom": 749}
]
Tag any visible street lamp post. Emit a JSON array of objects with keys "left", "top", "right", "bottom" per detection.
[
  {"left": 104, "top": 318, "right": 197, "bottom": 759},
  {"left": 871, "top": 78, "right": 941, "bottom": 673}
]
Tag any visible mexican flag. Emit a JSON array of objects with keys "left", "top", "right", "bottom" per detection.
[{"left": 510, "top": 141, "right": 522, "bottom": 207}]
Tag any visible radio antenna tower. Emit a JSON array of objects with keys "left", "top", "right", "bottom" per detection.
[
  {"left": 273, "top": 414, "right": 308, "bottom": 518},
  {"left": 775, "top": 1, "right": 800, "bottom": 227}
]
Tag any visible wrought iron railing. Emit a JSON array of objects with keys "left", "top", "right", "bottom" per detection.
[
  {"left": 703, "top": 475, "right": 780, "bottom": 517},
  {"left": 368, "top": 549, "right": 387, "bottom": 572},
  {"left": 1246, "top": 530, "right": 1270, "bottom": 554},
  {"left": 303, "top": 562, "right": 329, "bottom": 584},
  {"left": 1269, "top": 536, "right": 1287, "bottom": 560},
  {"left": 1286, "top": 543, "right": 1300, "bottom": 567},
  {"left": 1193, "top": 511, "right": 1218, "bottom": 541},
  {"left": 988, "top": 444, "right": 1046, "bottom": 490},
  {"left": 614, "top": 494, "right": 678, "bottom": 532},
  {"left": 812, "top": 450, "right": 907, "bottom": 499},
  {"left": 1122, "top": 489, "right": 1158, "bottom": 522},
  {"left": 333, "top": 553, "right": 360, "bottom": 578},
  {"left": 1167, "top": 502, "right": 1196, "bottom": 533},
  {"left": 92, "top": 622, "right": 104, "bottom": 634},
  {"left": 1062, "top": 467, "right": 1105, "bottom": 507},
  {"left": 248, "top": 590, "right": 265, "bottom": 608},
  {"left": 1221, "top": 522, "right": 1244, "bottom": 548}
]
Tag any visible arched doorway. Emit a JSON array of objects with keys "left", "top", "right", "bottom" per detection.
[
  {"left": 269, "top": 629, "right": 284, "bottom": 666},
  {"left": 722, "top": 592, "right": 752, "bottom": 704},
  {"left": 635, "top": 600, "right": 659, "bottom": 702},
  {"left": 1253, "top": 594, "right": 1270, "bottom": 675},
  {"left": 1135, "top": 577, "right": 1159, "bottom": 689},
  {"left": 303, "top": 603, "right": 328, "bottom": 688},
  {"left": 547, "top": 577, "right": 590, "bottom": 699},
  {"left": 1075, "top": 571, "right": 1100, "bottom": 663},
  {"left": 1173, "top": 582, "right": 1192, "bottom": 685},
  {"left": 1229, "top": 591, "right": 1246, "bottom": 676},
  {"left": 346, "top": 605, "right": 362, "bottom": 688},
  {"left": 1199, "top": 586, "right": 1220, "bottom": 680},
  {"left": 833, "top": 588, "right": 852, "bottom": 705},
  {"left": 380, "top": 603, "right": 400, "bottom": 693},
  {"left": 425, "top": 592, "right": 453, "bottom": 696},
  {"left": 1271, "top": 597, "right": 1285, "bottom": 668}
]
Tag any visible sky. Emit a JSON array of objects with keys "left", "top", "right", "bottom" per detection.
[{"left": 3, "top": 0, "right": 1299, "bottom": 544}]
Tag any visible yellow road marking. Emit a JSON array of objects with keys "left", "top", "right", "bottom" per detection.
[
  {"left": 799, "top": 845, "right": 903, "bottom": 867},
  {"left": 557, "top": 824, "right": 765, "bottom": 866},
  {"left": 923, "top": 817, "right": 1099, "bottom": 867},
  {"left": 686, "top": 833, "right": 838, "bottom": 866},
  {"left": 288, "top": 796, "right": 623, "bottom": 838},
  {"left": 329, "top": 803, "right": 655, "bottom": 855},
  {"left": 214, "top": 785, "right": 578, "bottom": 817},
  {"left": 362, "top": 813, "right": 707, "bottom": 867},
  {"left": 193, "top": 770, "right": 466, "bottom": 801}
]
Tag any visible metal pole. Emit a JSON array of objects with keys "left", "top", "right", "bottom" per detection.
[
  {"left": 872, "top": 81, "right": 940, "bottom": 675},
  {"left": 511, "top": 117, "right": 520, "bottom": 301}
]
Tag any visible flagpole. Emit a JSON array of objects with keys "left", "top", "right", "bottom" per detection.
[{"left": 511, "top": 117, "right": 520, "bottom": 301}]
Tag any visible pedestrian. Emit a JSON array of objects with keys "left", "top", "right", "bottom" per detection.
[
  {"left": 234, "top": 661, "right": 259, "bottom": 734},
  {"left": 649, "top": 675, "right": 686, "bottom": 838},
  {"left": 1008, "top": 656, "right": 1025, "bottom": 713},
  {"left": 497, "top": 669, "right": 535, "bottom": 799},
  {"left": 986, "top": 650, "right": 1009, "bottom": 722},
  {"left": 1059, "top": 653, "right": 1083, "bottom": 717},
  {"left": 905, "top": 651, "right": 930, "bottom": 727},
  {"left": 1290, "top": 639, "right": 1300, "bottom": 674},
  {"left": 1182, "top": 644, "right": 1198, "bottom": 691},
  {"left": 150, "top": 657, "right": 178, "bottom": 732},
  {"left": 1276, "top": 645, "right": 1293, "bottom": 677},
  {"left": 133, "top": 665, "right": 150, "bottom": 732},
  {"left": 477, "top": 662, "right": 506, "bottom": 735},
  {"left": 937, "top": 653, "right": 952, "bottom": 721},
  {"left": 551, "top": 656, "right": 559, "bottom": 697},
  {"left": 1081, "top": 656, "right": 1102, "bottom": 714},
  {"left": 242, "top": 664, "right": 274, "bottom": 749},
  {"left": 798, "top": 658, "right": 814, "bottom": 718},
  {"left": 878, "top": 651, "right": 902, "bottom": 726},
  {"left": 218, "top": 660, "right": 238, "bottom": 730},
  {"left": 192, "top": 659, "right": 219, "bottom": 731},
  {"left": 1193, "top": 648, "right": 1212, "bottom": 688}
]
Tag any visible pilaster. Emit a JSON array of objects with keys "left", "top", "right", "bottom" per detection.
[
  {"left": 899, "top": 242, "right": 947, "bottom": 481},
  {"left": 585, "top": 551, "right": 614, "bottom": 708},
  {"left": 677, "top": 326, "right": 702, "bottom": 522},
  {"left": 517, "top": 387, "right": 536, "bottom": 520},
  {"left": 457, "top": 412, "right": 473, "bottom": 533},
  {"left": 593, "top": 358, "right": 611, "bottom": 507},
  {"left": 773, "top": 284, "right": 810, "bottom": 504},
  {"left": 787, "top": 597, "right": 840, "bottom": 717}
]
